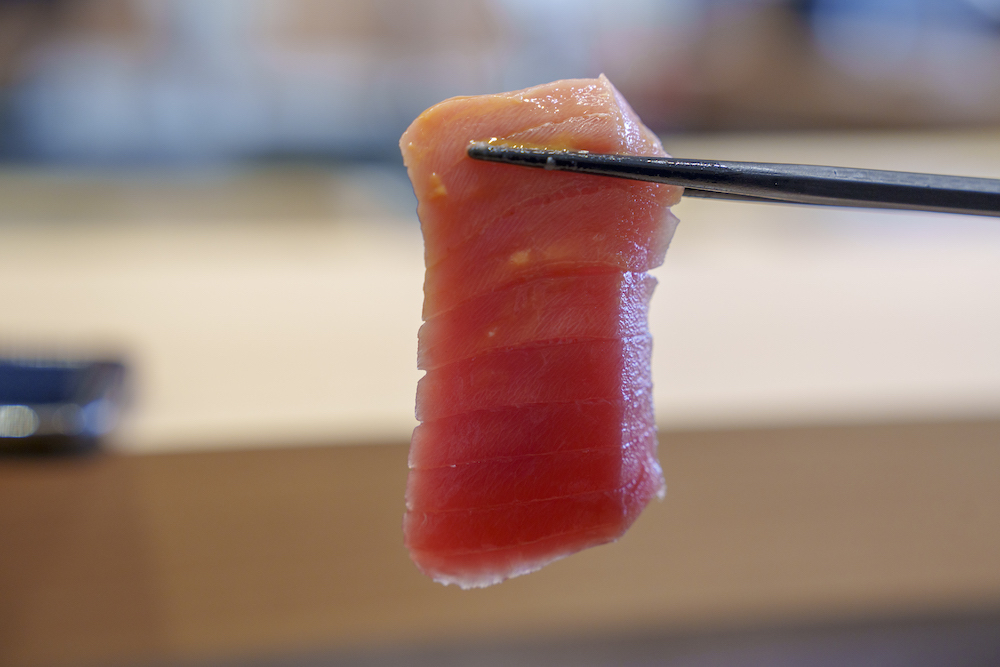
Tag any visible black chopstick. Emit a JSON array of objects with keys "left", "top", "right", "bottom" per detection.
[{"left": 467, "top": 143, "right": 1000, "bottom": 218}]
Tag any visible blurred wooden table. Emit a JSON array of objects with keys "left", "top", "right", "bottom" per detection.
[{"left": 3, "top": 420, "right": 1000, "bottom": 667}]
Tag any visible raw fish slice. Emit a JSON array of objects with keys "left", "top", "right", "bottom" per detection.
[
  {"left": 401, "top": 75, "right": 680, "bottom": 268},
  {"left": 406, "top": 443, "right": 643, "bottom": 513},
  {"left": 415, "top": 335, "right": 652, "bottom": 423},
  {"left": 422, "top": 187, "right": 675, "bottom": 318},
  {"left": 407, "top": 524, "right": 619, "bottom": 590},
  {"left": 408, "top": 398, "right": 654, "bottom": 469},
  {"left": 405, "top": 479, "right": 653, "bottom": 556},
  {"left": 401, "top": 76, "right": 677, "bottom": 588},
  {"left": 418, "top": 271, "right": 655, "bottom": 370},
  {"left": 404, "top": 461, "right": 664, "bottom": 588}
]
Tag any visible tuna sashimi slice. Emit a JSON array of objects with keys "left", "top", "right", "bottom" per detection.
[
  {"left": 415, "top": 335, "right": 652, "bottom": 423},
  {"left": 401, "top": 74, "right": 680, "bottom": 318},
  {"left": 418, "top": 270, "right": 655, "bottom": 370},
  {"left": 421, "top": 184, "right": 677, "bottom": 318},
  {"left": 408, "top": 399, "right": 654, "bottom": 470},
  {"left": 404, "top": 462, "right": 664, "bottom": 589},
  {"left": 405, "top": 441, "right": 647, "bottom": 513},
  {"left": 405, "top": 466, "right": 661, "bottom": 555},
  {"left": 401, "top": 75, "right": 679, "bottom": 588}
]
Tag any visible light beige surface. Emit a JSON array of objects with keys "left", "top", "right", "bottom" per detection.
[{"left": 1, "top": 131, "right": 999, "bottom": 452}]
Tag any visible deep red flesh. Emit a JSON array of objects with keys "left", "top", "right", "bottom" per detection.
[{"left": 400, "top": 76, "right": 680, "bottom": 588}]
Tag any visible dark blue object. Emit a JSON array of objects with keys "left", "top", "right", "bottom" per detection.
[{"left": 0, "top": 358, "right": 127, "bottom": 456}]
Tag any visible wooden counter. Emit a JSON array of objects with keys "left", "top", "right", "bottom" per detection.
[{"left": 3, "top": 420, "right": 1000, "bottom": 666}]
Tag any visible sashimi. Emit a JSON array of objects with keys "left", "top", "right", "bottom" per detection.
[
  {"left": 401, "top": 75, "right": 681, "bottom": 588},
  {"left": 415, "top": 336, "right": 653, "bottom": 422},
  {"left": 417, "top": 270, "right": 656, "bottom": 370}
]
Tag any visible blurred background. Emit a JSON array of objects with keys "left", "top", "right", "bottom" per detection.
[
  {"left": 1, "top": 1, "right": 999, "bottom": 666},
  {"left": 3, "top": 0, "right": 1000, "bottom": 161}
]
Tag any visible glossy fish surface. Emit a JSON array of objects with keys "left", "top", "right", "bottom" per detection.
[{"left": 401, "top": 75, "right": 681, "bottom": 588}]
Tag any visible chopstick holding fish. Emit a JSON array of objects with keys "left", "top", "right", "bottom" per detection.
[{"left": 468, "top": 143, "right": 1000, "bottom": 217}]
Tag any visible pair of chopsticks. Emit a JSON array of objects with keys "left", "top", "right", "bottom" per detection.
[{"left": 467, "top": 143, "right": 1000, "bottom": 218}]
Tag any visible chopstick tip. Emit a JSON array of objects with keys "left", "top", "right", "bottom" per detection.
[{"left": 467, "top": 141, "right": 492, "bottom": 159}]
